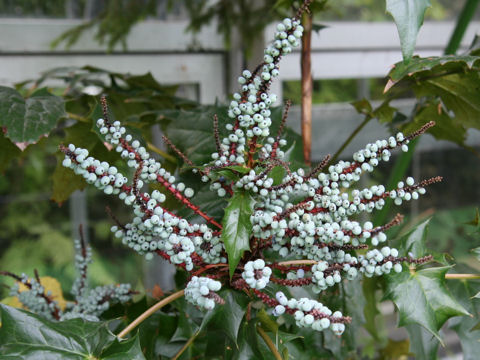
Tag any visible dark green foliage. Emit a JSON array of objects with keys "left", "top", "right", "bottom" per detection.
[
  {"left": 386, "top": 0, "right": 431, "bottom": 62},
  {"left": 52, "top": 0, "right": 157, "bottom": 51},
  {"left": 0, "top": 87, "right": 65, "bottom": 144},
  {"left": 0, "top": 305, "right": 145, "bottom": 359},
  {"left": 222, "top": 192, "right": 256, "bottom": 278}
]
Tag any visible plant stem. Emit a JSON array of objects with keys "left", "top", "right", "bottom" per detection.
[
  {"left": 257, "top": 325, "right": 283, "bottom": 360},
  {"left": 146, "top": 141, "right": 177, "bottom": 163},
  {"left": 117, "top": 289, "right": 184, "bottom": 338},
  {"left": 373, "top": 137, "right": 418, "bottom": 226},
  {"left": 329, "top": 115, "right": 372, "bottom": 165},
  {"left": 278, "top": 261, "right": 480, "bottom": 281},
  {"left": 301, "top": 12, "right": 313, "bottom": 166},
  {"left": 445, "top": 274, "right": 480, "bottom": 280},
  {"left": 172, "top": 330, "right": 200, "bottom": 360},
  {"left": 66, "top": 112, "right": 89, "bottom": 122},
  {"left": 444, "top": 0, "right": 480, "bottom": 55},
  {"left": 277, "top": 259, "right": 316, "bottom": 266}
]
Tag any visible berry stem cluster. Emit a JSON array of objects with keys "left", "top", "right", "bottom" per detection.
[{"left": 59, "top": 0, "right": 440, "bottom": 336}]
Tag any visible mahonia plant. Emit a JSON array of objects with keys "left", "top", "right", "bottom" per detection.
[
  {"left": 1, "top": 226, "right": 135, "bottom": 321},
  {"left": 60, "top": 0, "right": 439, "bottom": 336}
]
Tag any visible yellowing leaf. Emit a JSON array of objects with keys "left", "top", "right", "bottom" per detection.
[
  {"left": 1, "top": 296, "right": 23, "bottom": 309},
  {"left": 17, "top": 276, "right": 67, "bottom": 311}
]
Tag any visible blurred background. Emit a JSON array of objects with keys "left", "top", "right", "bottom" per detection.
[{"left": 1, "top": 1, "right": 480, "bottom": 347}]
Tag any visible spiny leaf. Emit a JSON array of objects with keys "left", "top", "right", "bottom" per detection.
[
  {"left": 221, "top": 191, "right": 256, "bottom": 278},
  {"left": 0, "top": 304, "right": 146, "bottom": 359},
  {"left": 0, "top": 86, "right": 65, "bottom": 144},
  {"left": 384, "top": 266, "right": 470, "bottom": 343},
  {"left": 398, "top": 218, "right": 430, "bottom": 258},
  {"left": 388, "top": 55, "right": 480, "bottom": 83},
  {"left": 386, "top": 0, "right": 431, "bottom": 62},
  {"left": 208, "top": 291, "right": 247, "bottom": 347},
  {"left": 400, "top": 100, "right": 466, "bottom": 145}
]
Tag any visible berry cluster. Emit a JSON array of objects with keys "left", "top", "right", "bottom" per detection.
[
  {"left": 59, "top": 1, "right": 437, "bottom": 336},
  {"left": 9, "top": 273, "right": 59, "bottom": 321},
  {"left": 185, "top": 276, "right": 223, "bottom": 310},
  {"left": 241, "top": 259, "right": 272, "bottom": 290},
  {"left": 1, "top": 227, "right": 135, "bottom": 321}
]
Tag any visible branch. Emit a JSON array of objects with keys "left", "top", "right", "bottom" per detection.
[
  {"left": 257, "top": 325, "right": 283, "bottom": 360},
  {"left": 117, "top": 289, "right": 185, "bottom": 338},
  {"left": 445, "top": 273, "right": 480, "bottom": 280},
  {"left": 172, "top": 331, "right": 200, "bottom": 360}
]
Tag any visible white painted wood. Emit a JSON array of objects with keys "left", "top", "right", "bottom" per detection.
[
  {"left": 0, "top": 19, "right": 472, "bottom": 104},
  {"left": 265, "top": 21, "right": 480, "bottom": 50},
  {"left": 0, "top": 19, "right": 224, "bottom": 52},
  {"left": 0, "top": 53, "right": 226, "bottom": 103},
  {"left": 275, "top": 49, "right": 442, "bottom": 81}
]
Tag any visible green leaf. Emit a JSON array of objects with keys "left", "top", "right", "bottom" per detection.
[
  {"left": 51, "top": 122, "right": 98, "bottom": 203},
  {"left": 385, "top": 56, "right": 480, "bottom": 142},
  {"left": 100, "top": 336, "right": 145, "bottom": 360},
  {"left": 208, "top": 291, "right": 247, "bottom": 346},
  {"left": 221, "top": 191, "right": 256, "bottom": 278},
  {"left": 414, "top": 73, "right": 480, "bottom": 131},
  {"left": 398, "top": 218, "right": 430, "bottom": 258},
  {"left": 52, "top": 120, "right": 116, "bottom": 203},
  {"left": 0, "top": 86, "right": 65, "bottom": 144},
  {"left": 471, "top": 244, "right": 480, "bottom": 261},
  {"left": 379, "top": 338, "right": 413, "bottom": 359},
  {"left": 386, "top": 0, "right": 431, "bottom": 62},
  {"left": 257, "top": 309, "right": 278, "bottom": 334},
  {"left": 51, "top": 152, "right": 88, "bottom": 204},
  {"left": 351, "top": 98, "right": 372, "bottom": 115},
  {"left": 362, "top": 278, "right": 383, "bottom": 340},
  {"left": 372, "top": 102, "right": 396, "bottom": 123},
  {"left": 405, "top": 324, "right": 439, "bottom": 360},
  {"left": 384, "top": 266, "right": 470, "bottom": 343},
  {"left": 156, "top": 106, "right": 229, "bottom": 165},
  {"left": 234, "top": 321, "right": 264, "bottom": 360},
  {"left": 401, "top": 100, "right": 466, "bottom": 145},
  {"left": 0, "top": 132, "right": 21, "bottom": 173},
  {"left": 447, "top": 279, "right": 480, "bottom": 359},
  {"left": 388, "top": 55, "right": 480, "bottom": 82},
  {"left": 0, "top": 304, "right": 145, "bottom": 359}
]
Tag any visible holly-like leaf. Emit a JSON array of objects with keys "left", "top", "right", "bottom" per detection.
[
  {"left": 0, "top": 86, "right": 65, "bottom": 144},
  {"left": 388, "top": 55, "right": 480, "bottom": 83},
  {"left": 384, "top": 56, "right": 480, "bottom": 143},
  {"left": 221, "top": 191, "right": 256, "bottom": 278},
  {"left": 386, "top": 0, "right": 431, "bottom": 62},
  {"left": 208, "top": 291, "right": 247, "bottom": 346},
  {"left": 100, "top": 336, "right": 145, "bottom": 360},
  {"left": 398, "top": 218, "right": 430, "bottom": 258},
  {"left": 401, "top": 100, "right": 466, "bottom": 145},
  {"left": 405, "top": 324, "right": 439, "bottom": 359},
  {"left": 155, "top": 106, "right": 229, "bottom": 165},
  {"left": 0, "top": 304, "right": 145, "bottom": 359},
  {"left": 384, "top": 266, "right": 470, "bottom": 343}
]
